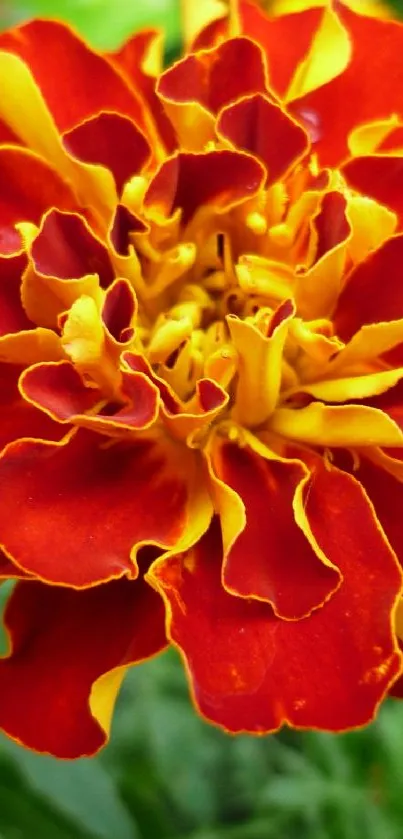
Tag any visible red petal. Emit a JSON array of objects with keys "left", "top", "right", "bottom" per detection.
[
  {"left": 151, "top": 464, "right": 401, "bottom": 733},
  {"left": 213, "top": 441, "right": 340, "bottom": 619},
  {"left": 0, "top": 577, "right": 166, "bottom": 757},
  {"left": 350, "top": 456, "right": 403, "bottom": 569},
  {"left": 145, "top": 150, "right": 265, "bottom": 226},
  {"left": 20, "top": 361, "right": 101, "bottom": 422},
  {"left": 31, "top": 210, "right": 114, "bottom": 287},
  {"left": 292, "top": 7, "right": 403, "bottom": 165},
  {"left": 217, "top": 93, "right": 309, "bottom": 185},
  {"left": 0, "top": 147, "right": 77, "bottom": 255},
  {"left": 109, "top": 30, "right": 176, "bottom": 153},
  {"left": 238, "top": 1, "right": 324, "bottom": 97},
  {"left": 0, "top": 429, "right": 201, "bottom": 587},
  {"left": 0, "top": 550, "right": 30, "bottom": 579},
  {"left": 333, "top": 235, "right": 403, "bottom": 342},
  {"left": 313, "top": 191, "right": 350, "bottom": 261},
  {"left": 21, "top": 360, "right": 159, "bottom": 434},
  {"left": 63, "top": 112, "right": 150, "bottom": 194},
  {"left": 343, "top": 156, "right": 403, "bottom": 223},
  {"left": 102, "top": 278, "right": 136, "bottom": 342},
  {"left": 0, "top": 20, "right": 147, "bottom": 134},
  {"left": 109, "top": 204, "right": 148, "bottom": 256},
  {"left": 158, "top": 37, "right": 267, "bottom": 115},
  {"left": 0, "top": 363, "right": 66, "bottom": 450},
  {"left": 0, "top": 253, "right": 32, "bottom": 336}
]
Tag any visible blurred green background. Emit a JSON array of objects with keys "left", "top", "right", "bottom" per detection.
[{"left": 1, "top": 0, "right": 403, "bottom": 837}]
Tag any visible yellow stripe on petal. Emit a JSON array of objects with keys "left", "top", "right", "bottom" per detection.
[
  {"left": 346, "top": 196, "right": 397, "bottom": 265},
  {"left": 286, "top": 6, "right": 351, "bottom": 102},
  {"left": 0, "top": 52, "right": 116, "bottom": 226},
  {"left": 89, "top": 666, "right": 127, "bottom": 738},
  {"left": 348, "top": 117, "right": 401, "bottom": 157},
  {"left": 271, "top": 402, "right": 403, "bottom": 447},
  {"left": 266, "top": 0, "right": 391, "bottom": 19},
  {"left": 0, "top": 51, "right": 68, "bottom": 173},
  {"left": 285, "top": 367, "right": 403, "bottom": 403},
  {"left": 329, "top": 320, "right": 403, "bottom": 373}
]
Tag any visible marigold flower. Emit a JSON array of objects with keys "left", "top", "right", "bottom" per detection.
[{"left": 1, "top": 0, "right": 403, "bottom": 758}]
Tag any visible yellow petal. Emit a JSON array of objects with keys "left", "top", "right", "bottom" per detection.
[
  {"left": 0, "top": 328, "right": 63, "bottom": 365},
  {"left": 346, "top": 196, "right": 397, "bottom": 265},
  {"left": 348, "top": 116, "right": 400, "bottom": 157},
  {"left": 228, "top": 301, "right": 295, "bottom": 427},
  {"left": 285, "top": 367, "right": 403, "bottom": 403},
  {"left": 271, "top": 402, "right": 403, "bottom": 447},
  {"left": 329, "top": 320, "right": 403, "bottom": 373}
]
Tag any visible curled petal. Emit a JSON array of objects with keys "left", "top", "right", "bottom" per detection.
[
  {"left": 217, "top": 93, "right": 309, "bottom": 184},
  {"left": 228, "top": 299, "right": 295, "bottom": 427},
  {"left": 150, "top": 465, "right": 401, "bottom": 734},
  {"left": 102, "top": 278, "right": 137, "bottom": 345},
  {"left": 0, "top": 363, "right": 66, "bottom": 450},
  {"left": 63, "top": 112, "right": 151, "bottom": 194},
  {"left": 210, "top": 437, "right": 340, "bottom": 619},
  {"left": 0, "top": 577, "right": 166, "bottom": 757},
  {"left": 0, "top": 428, "right": 212, "bottom": 587},
  {"left": 144, "top": 150, "right": 265, "bottom": 226},
  {"left": 20, "top": 361, "right": 102, "bottom": 423},
  {"left": 158, "top": 38, "right": 268, "bottom": 149},
  {"left": 31, "top": 209, "right": 114, "bottom": 287}
]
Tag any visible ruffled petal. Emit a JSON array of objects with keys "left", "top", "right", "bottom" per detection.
[
  {"left": 0, "top": 363, "right": 67, "bottom": 450},
  {"left": 0, "top": 428, "right": 212, "bottom": 587},
  {"left": 150, "top": 463, "right": 402, "bottom": 733},
  {"left": 210, "top": 437, "right": 340, "bottom": 619},
  {"left": 63, "top": 112, "right": 151, "bottom": 194},
  {"left": 217, "top": 93, "right": 309, "bottom": 184},
  {"left": 144, "top": 150, "right": 265, "bottom": 227},
  {"left": 0, "top": 577, "right": 166, "bottom": 757}
]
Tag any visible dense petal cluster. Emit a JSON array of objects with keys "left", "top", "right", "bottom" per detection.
[{"left": 1, "top": 0, "right": 403, "bottom": 757}]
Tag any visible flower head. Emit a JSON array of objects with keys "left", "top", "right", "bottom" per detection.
[{"left": 1, "top": 0, "right": 403, "bottom": 757}]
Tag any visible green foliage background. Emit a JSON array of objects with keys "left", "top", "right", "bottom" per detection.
[{"left": 1, "top": 0, "right": 403, "bottom": 837}]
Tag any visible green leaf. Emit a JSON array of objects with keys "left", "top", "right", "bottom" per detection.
[
  {"left": 0, "top": 736, "right": 137, "bottom": 839},
  {"left": 14, "top": 0, "right": 181, "bottom": 51}
]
